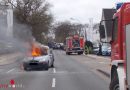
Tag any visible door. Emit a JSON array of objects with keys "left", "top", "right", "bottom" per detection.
[
  {"left": 111, "top": 17, "right": 120, "bottom": 60},
  {"left": 125, "top": 24, "right": 130, "bottom": 89}
]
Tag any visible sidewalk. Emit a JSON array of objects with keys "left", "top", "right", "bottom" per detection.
[
  {"left": 0, "top": 52, "right": 24, "bottom": 65},
  {"left": 83, "top": 54, "right": 111, "bottom": 78},
  {"left": 86, "top": 54, "right": 111, "bottom": 60}
]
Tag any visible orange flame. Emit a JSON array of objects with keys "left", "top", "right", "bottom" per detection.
[{"left": 31, "top": 44, "right": 41, "bottom": 57}]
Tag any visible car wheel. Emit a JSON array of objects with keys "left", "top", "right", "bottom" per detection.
[
  {"left": 68, "top": 52, "right": 71, "bottom": 55},
  {"left": 24, "top": 66, "right": 27, "bottom": 71},
  {"left": 51, "top": 63, "right": 54, "bottom": 68},
  {"left": 45, "top": 63, "right": 49, "bottom": 70},
  {"left": 110, "top": 70, "right": 119, "bottom": 90},
  {"left": 24, "top": 67, "right": 30, "bottom": 71},
  {"left": 23, "top": 63, "right": 28, "bottom": 71},
  {"left": 78, "top": 52, "right": 81, "bottom": 55}
]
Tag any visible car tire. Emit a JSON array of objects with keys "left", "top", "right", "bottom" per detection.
[
  {"left": 24, "top": 67, "right": 30, "bottom": 71},
  {"left": 68, "top": 52, "right": 71, "bottom": 55},
  {"left": 51, "top": 63, "right": 54, "bottom": 68},
  {"left": 23, "top": 63, "right": 29, "bottom": 71},
  {"left": 24, "top": 66, "right": 27, "bottom": 71},
  {"left": 78, "top": 52, "right": 81, "bottom": 55},
  {"left": 110, "top": 70, "right": 119, "bottom": 90},
  {"left": 45, "top": 63, "right": 49, "bottom": 70}
]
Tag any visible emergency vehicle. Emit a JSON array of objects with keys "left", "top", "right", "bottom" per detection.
[
  {"left": 65, "top": 35, "right": 84, "bottom": 55},
  {"left": 100, "top": 2, "right": 130, "bottom": 90}
]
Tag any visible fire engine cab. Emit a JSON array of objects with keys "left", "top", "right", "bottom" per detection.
[{"left": 100, "top": 2, "right": 130, "bottom": 90}]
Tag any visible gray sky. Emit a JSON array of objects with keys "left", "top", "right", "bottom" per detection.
[{"left": 48, "top": 0, "right": 129, "bottom": 23}]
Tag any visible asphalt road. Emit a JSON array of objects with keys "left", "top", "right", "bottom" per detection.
[{"left": 0, "top": 50, "right": 110, "bottom": 90}]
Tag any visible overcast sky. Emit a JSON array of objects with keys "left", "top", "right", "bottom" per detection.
[{"left": 48, "top": 0, "right": 129, "bottom": 24}]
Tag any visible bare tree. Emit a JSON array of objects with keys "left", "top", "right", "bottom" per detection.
[
  {"left": 2, "top": 0, "right": 53, "bottom": 43},
  {"left": 53, "top": 21, "right": 85, "bottom": 42}
]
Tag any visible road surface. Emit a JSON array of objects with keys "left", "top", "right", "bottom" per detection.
[{"left": 0, "top": 50, "right": 110, "bottom": 90}]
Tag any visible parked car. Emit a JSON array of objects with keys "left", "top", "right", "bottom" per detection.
[
  {"left": 93, "top": 47, "right": 99, "bottom": 55},
  {"left": 23, "top": 45, "right": 54, "bottom": 71},
  {"left": 102, "top": 46, "right": 111, "bottom": 56}
]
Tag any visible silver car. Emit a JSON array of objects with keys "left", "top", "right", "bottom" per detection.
[{"left": 23, "top": 46, "right": 54, "bottom": 71}]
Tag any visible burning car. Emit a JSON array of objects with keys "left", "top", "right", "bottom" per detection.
[{"left": 23, "top": 43, "right": 54, "bottom": 71}]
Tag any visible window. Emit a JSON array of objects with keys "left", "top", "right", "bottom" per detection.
[
  {"left": 112, "top": 18, "right": 118, "bottom": 41},
  {"left": 73, "top": 39, "right": 80, "bottom": 47}
]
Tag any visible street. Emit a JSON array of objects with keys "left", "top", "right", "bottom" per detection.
[{"left": 0, "top": 50, "right": 110, "bottom": 90}]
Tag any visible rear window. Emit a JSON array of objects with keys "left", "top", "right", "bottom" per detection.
[{"left": 73, "top": 39, "right": 80, "bottom": 47}]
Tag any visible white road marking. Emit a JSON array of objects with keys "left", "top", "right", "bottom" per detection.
[
  {"left": 52, "top": 78, "right": 56, "bottom": 88},
  {"left": 53, "top": 68, "right": 56, "bottom": 73},
  {"left": 6, "top": 68, "right": 15, "bottom": 73}
]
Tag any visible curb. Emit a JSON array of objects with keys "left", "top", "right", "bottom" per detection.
[
  {"left": 0, "top": 56, "right": 24, "bottom": 66},
  {"left": 83, "top": 53, "right": 111, "bottom": 60},
  {"left": 97, "top": 69, "right": 110, "bottom": 78},
  {"left": 0, "top": 53, "right": 24, "bottom": 66}
]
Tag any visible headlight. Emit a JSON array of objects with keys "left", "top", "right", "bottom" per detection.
[
  {"left": 23, "top": 57, "right": 33, "bottom": 62},
  {"left": 39, "top": 59, "right": 47, "bottom": 62}
]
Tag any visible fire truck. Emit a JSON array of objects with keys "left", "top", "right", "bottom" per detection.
[
  {"left": 65, "top": 35, "right": 84, "bottom": 55},
  {"left": 100, "top": 2, "right": 130, "bottom": 90}
]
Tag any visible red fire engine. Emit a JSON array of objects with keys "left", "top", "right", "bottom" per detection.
[
  {"left": 100, "top": 2, "right": 130, "bottom": 90},
  {"left": 65, "top": 35, "right": 84, "bottom": 55}
]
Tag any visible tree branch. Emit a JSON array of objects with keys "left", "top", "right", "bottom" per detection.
[{"left": 7, "top": 0, "right": 17, "bottom": 8}]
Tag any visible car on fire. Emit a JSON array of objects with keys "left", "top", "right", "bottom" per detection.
[{"left": 23, "top": 45, "right": 54, "bottom": 71}]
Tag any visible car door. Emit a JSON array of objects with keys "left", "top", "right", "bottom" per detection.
[{"left": 111, "top": 17, "right": 121, "bottom": 60}]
